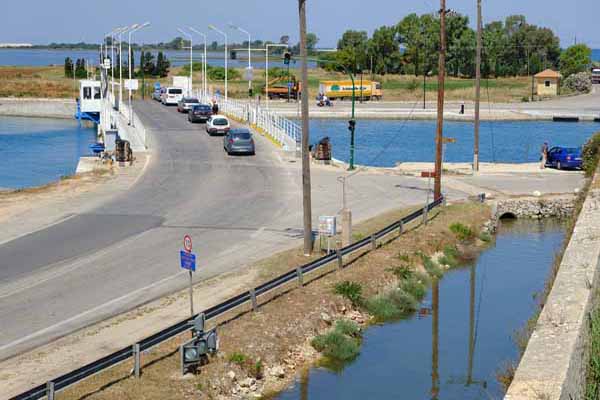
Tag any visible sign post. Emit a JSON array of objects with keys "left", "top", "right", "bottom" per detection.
[
  {"left": 180, "top": 235, "right": 196, "bottom": 317},
  {"left": 318, "top": 216, "right": 337, "bottom": 254}
]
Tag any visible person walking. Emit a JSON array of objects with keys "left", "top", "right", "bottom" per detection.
[{"left": 540, "top": 142, "right": 549, "bottom": 169}]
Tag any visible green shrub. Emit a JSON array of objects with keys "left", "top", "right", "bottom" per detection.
[
  {"left": 479, "top": 232, "right": 492, "bottom": 243},
  {"left": 397, "top": 253, "right": 411, "bottom": 263},
  {"left": 311, "top": 320, "right": 362, "bottom": 364},
  {"left": 228, "top": 352, "right": 263, "bottom": 379},
  {"left": 334, "top": 281, "right": 364, "bottom": 307},
  {"left": 399, "top": 275, "right": 427, "bottom": 300},
  {"left": 422, "top": 255, "right": 443, "bottom": 279},
  {"left": 449, "top": 222, "right": 475, "bottom": 241},
  {"left": 365, "top": 288, "right": 419, "bottom": 323},
  {"left": 582, "top": 132, "right": 600, "bottom": 177},
  {"left": 228, "top": 352, "right": 246, "bottom": 365},
  {"left": 439, "top": 245, "right": 460, "bottom": 268},
  {"left": 389, "top": 265, "right": 413, "bottom": 280}
]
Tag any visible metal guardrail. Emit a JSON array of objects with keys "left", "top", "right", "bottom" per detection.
[{"left": 11, "top": 196, "right": 444, "bottom": 400}]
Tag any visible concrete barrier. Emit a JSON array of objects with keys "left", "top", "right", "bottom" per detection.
[
  {"left": 505, "top": 175, "right": 600, "bottom": 399},
  {"left": 0, "top": 98, "right": 75, "bottom": 119}
]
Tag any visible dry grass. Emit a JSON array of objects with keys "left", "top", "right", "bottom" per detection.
[
  {"left": 55, "top": 201, "right": 490, "bottom": 400},
  {"left": 0, "top": 66, "right": 78, "bottom": 98}
]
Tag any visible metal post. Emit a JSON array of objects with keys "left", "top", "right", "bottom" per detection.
[
  {"left": 473, "top": 0, "right": 482, "bottom": 173},
  {"left": 299, "top": 0, "right": 313, "bottom": 256},
  {"left": 133, "top": 343, "right": 141, "bottom": 378},
  {"left": 399, "top": 220, "right": 404, "bottom": 235},
  {"left": 348, "top": 69, "right": 356, "bottom": 171},
  {"left": 249, "top": 288, "right": 258, "bottom": 312},
  {"left": 47, "top": 382, "right": 55, "bottom": 400},
  {"left": 336, "top": 248, "right": 343, "bottom": 270},
  {"left": 434, "top": 1, "right": 447, "bottom": 201},
  {"left": 296, "top": 267, "right": 304, "bottom": 286},
  {"left": 188, "top": 270, "right": 194, "bottom": 317},
  {"left": 371, "top": 234, "right": 377, "bottom": 250}
]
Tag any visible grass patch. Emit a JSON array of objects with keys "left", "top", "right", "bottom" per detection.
[
  {"left": 311, "top": 320, "right": 362, "bottom": 367},
  {"left": 334, "top": 281, "right": 364, "bottom": 307},
  {"left": 586, "top": 307, "right": 600, "bottom": 399},
  {"left": 449, "top": 222, "right": 475, "bottom": 242},
  {"left": 228, "top": 351, "right": 264, "bottom": 379},
  {"left": 438, "top": 244, "right": 460, "bottom": 268}
]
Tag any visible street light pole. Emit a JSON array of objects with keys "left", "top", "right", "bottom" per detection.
[
  {"left": 434, "top": 2, "right": 447, "bottom": 201},
  {"left": 128, "top": 22, "right": 150, "bottom": 126},
  {"left": 298, "top": 0, "right": 313, "bottom": 256},
  {"left": 230, "top": 24, "right": 252, "bottom": 97},
  {"left": 189, "top": 27, "right": 208, "bottom": 100},
  {"left": 208, "top": 25, "right": 228, "bottom": 101},
  {"left": 265, "top": 44, "right": 288, "bottom": 110},
  {"left": 178, "top": 28, "right": 194, "bottom": 97}
]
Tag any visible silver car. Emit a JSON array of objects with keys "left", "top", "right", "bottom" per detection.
[
  {"left": 224, "top": 129, "right": 255, "bottom": 156},
  {"left": 177, "top": 97, "right": 200, "bottom": 113}
]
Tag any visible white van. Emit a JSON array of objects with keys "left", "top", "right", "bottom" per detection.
[{"left": 161, "top": 87, "right": 184, "bottom": 106}]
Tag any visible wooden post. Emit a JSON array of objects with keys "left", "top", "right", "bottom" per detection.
[{"left": 434, "top": 0, "right": 447, "bottom": 200}]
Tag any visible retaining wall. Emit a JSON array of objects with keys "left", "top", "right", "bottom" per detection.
[
  {"left": 495, "top": 196, "right": 575, "bottom": 219},
  {"left": 505, "top": 178, "right": 600, "bottom": 399},
  {"left": 0, "top": 98, "right": 75, "bottom": 119}
]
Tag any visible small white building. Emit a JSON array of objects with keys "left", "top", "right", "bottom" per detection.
[{"left": 79, "top": 80, "right": 102, "bottom": 113}]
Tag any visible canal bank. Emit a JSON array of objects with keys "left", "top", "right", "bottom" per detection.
[{"left": 0, "top": 97, "right": 75, "bottom": 119}]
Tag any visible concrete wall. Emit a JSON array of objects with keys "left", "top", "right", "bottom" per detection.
[
  {"left": 505, "top": 178, "right": 600, "bottom": 399},
  {"left": 0, "top": 98, "right": 75, "bottom": 119}
]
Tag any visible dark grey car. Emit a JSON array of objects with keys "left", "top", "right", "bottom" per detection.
[{"left": 224, "top": 129, "right": 255, "bottom": 156}]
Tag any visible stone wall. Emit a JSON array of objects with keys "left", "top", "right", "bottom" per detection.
[
  {"left": 0, "top": 98, "right": 75, "bottom": 119},
  {"left": 504, "top": 183, "right": 600, "bottom": 398},
  {"left": 495, "top": 196, "right": 575, "bottom": 219}
]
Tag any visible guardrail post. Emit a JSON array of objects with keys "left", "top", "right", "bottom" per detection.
[
  {"left": 47, "top": 381, "right": 55, "bottom": 400},
  {"left": 423, "top": 206, "right": 429, "bottom": 225},
  {"left": 371, "top": 234, "right": 377, "bottom": 250},
  {"left": 296, "top": 267, "right": 304, "bottom": 287},
  {"left": 336, "top": 248, "right": 343, "bottom": 270},
  {"left": 249, "top": 288, "right": 258, "bottom": 312},
  {"left": 442, "top": 196, "right": 447, "bottom": 207},
  {"left": 399, "top": 221, "right": 404, "bottom": 235},
  {"left": 133, "top": 343, "right": 141, "bottom": 378}
]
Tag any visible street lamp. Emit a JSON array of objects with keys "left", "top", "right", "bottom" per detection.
[
  {"left": 229, "top": 23, "right": 252, "bottom": 97},
  {"left": 265, "top": 43, "right": 289, "bottom": 109},
  {"left": 188, "top": 27, "right": 208, "bottom": 100},
  {"left": 115, "top": 26, "right": 130, "bottom": 110},
  {"left": 128, "top": 22, "right": 150, "bottom": 126},
  {"left": 208, "top": 24, "right": 228, "bottom": 101},
  {"left": 178, "top": 28, "right": 194, "bottom": 97}
]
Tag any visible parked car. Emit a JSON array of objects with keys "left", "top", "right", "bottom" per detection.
[
  {"left": 152, "top": 87, "right": 164, "bottom": 101},
  {"left": 224, "top": 129, "right": 255, "bottom": 155},
  {"left": 188, "top": 104, "right": 213, "bottom": 123},
  {"left": 161, "top": 87, "right": 184, "bottom": 105},
  {"left": 206, "top": 116, "right": 231, "bottom": 136},
  {"left": 546, "top": 146, "right": 582, "bottom": 170},
  {"left": 177, "top": 97, "right": 200, "bottom": 113}
]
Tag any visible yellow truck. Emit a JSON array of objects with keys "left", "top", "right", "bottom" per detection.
[{"left": 318, "top": 80, "right": 383, "bottom": 101}]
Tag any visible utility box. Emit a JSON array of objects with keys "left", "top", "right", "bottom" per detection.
[
  {"left": 312, "top": 137, "right": 332, "bottom": 161},
  {"left": 104, "top": 129, "right": 118, "bottom": 152}
]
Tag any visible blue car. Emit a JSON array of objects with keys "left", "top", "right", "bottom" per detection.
[{"left": 546, "top": 146, "right": 582, "bottom": 170}]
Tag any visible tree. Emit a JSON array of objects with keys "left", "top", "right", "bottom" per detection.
[
  {"left": 154, "top": 51, "right": 170, "bottom": 77},
  {"left": 559, "top": 44, "right": 592, "bottom": 78},
  {"left": 64, "top": 57, "right": 73, "bottom": 77},
  {"left": 306, "top": 33, "right": 319, "bottom": 51},
  {"left": 335, "top": 30, "right": 369, "bottom": 74},
  {"left": 279, "top": 35, "right": 290, "bottom": 45},
  {"left": 368, "top": 25, "right": 401, "bottom": 74},
  {"left": 140, "top": 51, "right": 155, "bottom": 76},
  {"left": 74, "top": 58, "right": 87, "bottom": 78}
]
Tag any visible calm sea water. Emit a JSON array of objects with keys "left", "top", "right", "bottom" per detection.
[
  {"left": 310, "top": 119, "right": 600, "bottom": 166},
  {"left": 0, "top": 116, "right": 96, "bottom": 189},
  {"left": 275, "top": 218, "right": 565, "bottom": 400},
  {"left": 0, "top": 49, "right": 316, "bottom": 69}
]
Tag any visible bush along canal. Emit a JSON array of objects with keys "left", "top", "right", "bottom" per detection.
[{"left": 273, "top": 218, "right": 566, "bottom": 400}]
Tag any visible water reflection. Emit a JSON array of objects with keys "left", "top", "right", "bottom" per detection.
[{"left": 275, "top": 218, "right": 565, "bottom": 400}]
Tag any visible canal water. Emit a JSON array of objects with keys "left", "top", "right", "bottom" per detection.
[
  {"left": 0, "top": 116, "right": 96, "bottom": 189},
  {"left": 275, "top": 218, "right": 566, "bottom": 400},
  {"left": 310, "top": 119, "right": 600, "bottom": 167}
]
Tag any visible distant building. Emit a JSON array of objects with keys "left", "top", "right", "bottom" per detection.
[
  {"left": 0, "top": 43, "right": 33, "bottom": 48},
  {"left": 534, "top": 69, "right": 562, "bottom": 97}
]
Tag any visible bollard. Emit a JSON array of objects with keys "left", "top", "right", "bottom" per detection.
[
  {"left": 249, "top": 288, "right": 258, "bottom": 312},
  {"left": 296, "top": 267, "right": 304, "bottom": 287},
  {"left": 47, "top": 382, "right": 55, "bottom": 400},
  {"left": 399, "top": 220, "right": 404, "bottom": 235},
  {"left": 336, "top": 249, "right": 343, "bottom": 270},
  {"left": 371, "top": 234, "right": 377, "bottom": 250},
  {"left": 133, "top": 343, "right": 141, "bottom": 378}
]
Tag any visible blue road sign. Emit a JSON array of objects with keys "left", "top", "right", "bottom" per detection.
[
  {"left": 180, "top": 251, "right": 196, "bottom": 272},
  {"left": 154, "top": 82, "right": 161, "bottom": 90},
  {"left": 288, "top": 82, "right": 294, "bottom": 89}
]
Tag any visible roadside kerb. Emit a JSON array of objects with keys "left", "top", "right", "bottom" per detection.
[{"left": 10, "top": 197, "right": 443, "bottom": 400}]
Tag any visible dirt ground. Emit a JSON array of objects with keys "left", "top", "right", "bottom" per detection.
[{"left": 55, "top": 201, "right": 491, "bottom": 400}]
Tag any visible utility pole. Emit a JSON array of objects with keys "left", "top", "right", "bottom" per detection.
[
  {"left": 299, "top": 0, "right": 313, "bottom": 256},
  {"left": 473, "top": 0, "right": 482, "bottom": 172},
  {"left": 434, "top": 0, "right": 447, "bottom": 200}
]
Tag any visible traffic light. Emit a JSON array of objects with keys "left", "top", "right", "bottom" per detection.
[
  {"left": 283, "top": 52, "right": 291, "bottom": 65},
  {"left": 348, "top": 119, "right": 356, "bottom": 132},
  {"left": 180, "top": 314, "right": 219, "bottom": 374}
]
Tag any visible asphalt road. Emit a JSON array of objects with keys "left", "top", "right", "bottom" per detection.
[{"left": 0, "top": 101, "right": 300, "bottom": 360}]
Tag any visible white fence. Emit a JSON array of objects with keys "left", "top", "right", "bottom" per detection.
[{"left": 197, "top": 90, "right": 300, "bottom": 152}]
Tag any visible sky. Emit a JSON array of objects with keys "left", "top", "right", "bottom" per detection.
[{"left": 2, "top": 0, "right": 598, "bottom": 48}]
